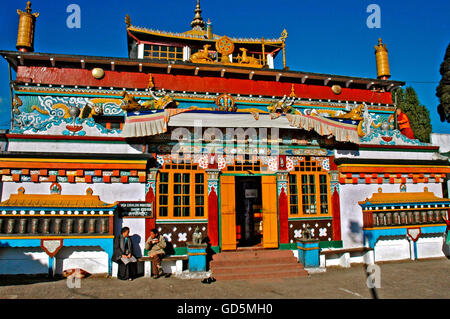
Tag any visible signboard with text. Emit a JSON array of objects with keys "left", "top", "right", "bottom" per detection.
[{"left": 119, "top": 202, "right": 153, "bottom": 218}]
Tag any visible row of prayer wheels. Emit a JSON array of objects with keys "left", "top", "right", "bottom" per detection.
[
  {"left": 374, "top": 210, "right": 447, "bottom": 227},
  {"left": 0, "top": 217, "right": 109, "bottom": 235}
]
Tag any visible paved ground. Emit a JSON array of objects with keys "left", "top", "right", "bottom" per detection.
[{"left": 0, "top": 258, "right": 448, "bottom": 299}]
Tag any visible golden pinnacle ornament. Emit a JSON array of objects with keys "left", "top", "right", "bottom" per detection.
[
  {"left": 16, "top": 1, "right": 39, "bottom": 52},
  {"left": 374, "top": 38, "right": 391, "bottom": 80}
]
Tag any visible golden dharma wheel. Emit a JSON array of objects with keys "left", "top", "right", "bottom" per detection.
[
  {"left": 215, "top": 36, "right": 234, "bottom": 56},
  {"left": 92, "top": 68, "right": 105, "bottom": 79},
  {"left": 331, "top": 85, "right": 342, "bottom": 95}
]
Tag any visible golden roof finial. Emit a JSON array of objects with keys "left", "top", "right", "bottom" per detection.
[
  {"left": 25, "top": 1, "right": 32, "bottom": 13},
  {"left": 16, "top": 1, "right": 39, "bottom": 52},
  {"left": 191, "top": 0, "right": 205, "bottom": 30},
  {"left": 374, "top": 38, "right": 390, "bottom": 79},
  {"left": 125, "top": 14, "right": 131, "bottom": 27}
]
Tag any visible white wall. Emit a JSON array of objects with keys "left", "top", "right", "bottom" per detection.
[
  {"left": 339, "top": 183, "right": 443, "bottom": 249},
  {"left": 55, "top": 246, "right": 109, "bottom": 274},
  {"left": 374, "top": 238, "right": 411, "bottom": 262},
  {"left": 416, "top": 235, "right": 446, "bottom": 259},
  {"left": 431, "top": 133, "right": 450, "bottom": 153}
]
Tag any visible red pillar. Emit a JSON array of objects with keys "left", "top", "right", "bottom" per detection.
[
  {"left": 208, "top": 186, "right": 219, "bottom": 246},
  {"left": 145, "top": 184, "right": 156, "bottom": 241},
  {"left": 331, "top": 189, "right": 342, "bottom": 241},
  {"left": 278, "top": 186, "right": 289, "bottom": 244}
]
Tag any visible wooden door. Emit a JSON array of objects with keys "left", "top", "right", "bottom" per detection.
[
  {"left": 262, "top": 175, "right": 279, "bottom": 248},
  {"left": 220, "top": 175, "right": 236, "bottom": 250}
]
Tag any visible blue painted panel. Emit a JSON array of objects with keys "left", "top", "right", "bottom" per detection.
[{"left": 364, "top": 225, "right": 446, "bottom": 248}]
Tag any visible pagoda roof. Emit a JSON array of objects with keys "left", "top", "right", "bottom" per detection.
[
  {"left": 127, "top": 24, "right": 284, "bottom": 45},
  {"left": 358, "top": 187, "right": 450, "bottom": 207},
  {"left": 0, "top": 187, "right": 116, "bottom": 209}
]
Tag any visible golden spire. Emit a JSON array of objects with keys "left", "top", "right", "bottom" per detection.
[
  {"left": 16, "top": 1, "right": 40, "bottom": 52},
  {"left": 190, "top": 0, "right": 205, "bottom": 30},
  {"left": 374, "top": 38, "right": 391, "bottom": 80},
  {"left": 125, "top": 14, "right": 131, "bottom": 27}
]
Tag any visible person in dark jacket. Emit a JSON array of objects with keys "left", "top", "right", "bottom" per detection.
[{"left": 112, "top": 227, "right": 137, "bottom": 281}]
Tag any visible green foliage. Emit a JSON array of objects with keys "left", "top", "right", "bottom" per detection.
[
  {"left": 436, "top": 43, "right": 450, "bottom": 123},
  {"left": 393, "top": 86, "right": 432, "bottom": 143}
]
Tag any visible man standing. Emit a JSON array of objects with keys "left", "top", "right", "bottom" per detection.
[
  {"left": 112, "top": 227, "right": 137, "bottom": 281},
  {"left": 389, "top": 108, "right": 415, "bottom": 140},
  {"left": 145, "top": 228, "right": 167, "bottom": 279}
]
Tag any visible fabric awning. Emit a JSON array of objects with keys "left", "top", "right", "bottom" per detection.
[{"left": 122, "top": 109, "right": 361, "bottom": 144}]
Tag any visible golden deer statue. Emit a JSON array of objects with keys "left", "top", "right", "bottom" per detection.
[
  {"left": 190, "top": 44, "right": 213, "bottom": 63},
  {"left": 238, "top": 48, "right": 260, "bottom": 66}
]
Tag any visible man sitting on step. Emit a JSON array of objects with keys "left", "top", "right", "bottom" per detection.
[{"left": 145, "top": 228, "right": 167, "bottom": 279}]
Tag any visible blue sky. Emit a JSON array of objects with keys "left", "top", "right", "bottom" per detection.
[{"left": 0, "top": 0, "right": 449, "bottom": 133}]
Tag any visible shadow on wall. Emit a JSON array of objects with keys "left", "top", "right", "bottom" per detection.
[
  {"left": 348, "top": 220, "right": 364, "bottom": 245},
  {"left": 0, "top": 242, "right": 64, "bottom": 286}
]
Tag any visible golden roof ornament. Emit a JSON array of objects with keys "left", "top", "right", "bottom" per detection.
[
  {"left": 374, "top": 38, "right": 391, "bottom": 80},
  {"left": 125, "top": 14, "right": 131, "bottom": 27},
  {"left": 16, "top": 1, "right": 40, "bottom": 52},
  {"left": 190, "top": 0, "right": 205, "bottom": 31}
]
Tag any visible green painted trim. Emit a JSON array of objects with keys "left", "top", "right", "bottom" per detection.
[
  {"left": 279, "top": 243, "right": 297, "bottom": 250},
  {"left": 319, "top": 240, "right": 343, "bottom": 249},
  {"left": 173, "top": 247, "right": 188, "bottom": 255},
  {"left": 288, "top": 216, "right": 333, "bottom": 221},
  {"left": 210, "top": 246, "right": 220, "bottom": 254}
]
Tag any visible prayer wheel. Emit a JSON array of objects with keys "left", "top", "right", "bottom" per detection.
[
  {"left": 427, "top": 211, "right": 435, "bottom": 223},
  {"left": 100, "top": 218, "right": 108, "bottom": 233},
  {"left": 421, "top": 211, "right": 428, "bottom": 223},
  {"left": 16, "top": 2, "right": 40, "bottom": 52},
  {"left": 374, "top": 38, "right": 390, "bottom": 80},
  {"left": 0, "top": 218, "right": 4, "bottom": 233},
  {"left": 76, "top": 219, "right": 85, "bottom": 234},
  {"left": 377, "top": 213, "right": 385, "bottom": 226},
  {"left": 54, "top": 218, "right": 62, "bottom": 234},
  {"left": 88, "top": 218, "right": 96, "bottom": 233},
  {"left": 6, "top": 219, "right": 15, "bottom": 234},
  {"left": 42, "top": 218, "right": 50, "bottom": 234},
  {"left": 385, "top": 212, "right": 393, "bottom": 225},
  {"left": 65, "top": 219, "right": 73, "bottom": 234},
  {"left": 400, "top": 212, "right": 407, "bottom": 225},
  {"left": 18, "top": 218, "right": 27, "bottom": 234},
  {"left": 393, "top": 212, "right": 400, "bottom": 225},
  {"left": 413, "top": 211, "right": 421, "bottom": 224},
  {"left": 30, "top": 218, "right": 39, "bottom": 234}
]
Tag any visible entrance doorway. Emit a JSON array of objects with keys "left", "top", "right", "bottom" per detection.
[
  {"left": 235, "top": 176, "right": 262, "bottom": 247},
  {"left": 220, "top": 175, "right": 279, "bottom": 251}
]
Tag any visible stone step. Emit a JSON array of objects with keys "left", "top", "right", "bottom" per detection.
[
  {"left": 210, "top": 256, "right": 300, "bottom": 268},
  {"left": 211, "top": 262, "right": 304, "bottom": 275},
  {"left": 212, "top": 249, "right": 294, "bottom": 261},
  {"left": 211, "top": 268, "right": 309, "bottom": 281}
]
